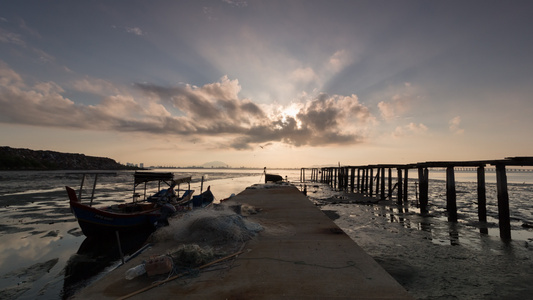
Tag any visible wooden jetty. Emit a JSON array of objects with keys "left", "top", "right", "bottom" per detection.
[{"left": 300, "top": 157, "right": 533, "bottom": 240}]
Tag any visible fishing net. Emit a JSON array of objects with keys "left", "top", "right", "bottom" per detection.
[
  {"left": 168, "top": 244, "right": 215, "bottom": 267},
  {"left": 152, "top": 205, "right": 263, "bottom": 246}
]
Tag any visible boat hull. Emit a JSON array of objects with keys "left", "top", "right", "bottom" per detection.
[
  {"left": 265, "top": 173, "right": 283, "bottom": 183},
  {"left": 67, "top": 186, "right": 193, "bottom": 237}
]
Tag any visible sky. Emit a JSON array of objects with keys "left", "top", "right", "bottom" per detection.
[{"left": 1, "top": 0, "right": 532, "bottom": 168}]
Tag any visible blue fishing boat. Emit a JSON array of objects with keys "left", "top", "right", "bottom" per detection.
[{"left": 66, "top": 172, "right": 212, "bottom": 237}]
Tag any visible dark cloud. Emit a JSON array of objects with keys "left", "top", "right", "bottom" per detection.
[{"left": 0, "top": 66, "right": 372, "bottom": 150}]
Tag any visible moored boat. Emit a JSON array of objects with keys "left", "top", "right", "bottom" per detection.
[
  {"left": 66, "top": 172, "right": 205, "bottom": 237},
  {"left": 265, "top": 173, "right": 283, "bottom": 183}
]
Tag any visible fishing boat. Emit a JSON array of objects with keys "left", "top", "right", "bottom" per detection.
[
  {"left": 264, "top": 173, "right": 283, "bottom": 183},
  {"left": 262, "top": 167, "right": 284, "bottom": 183},
  {"left": 66, "top": 171, "right": 209, "bottom": 237}
]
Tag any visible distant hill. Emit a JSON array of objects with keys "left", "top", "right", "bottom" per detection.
[
  {"left": 0, "top": 146, "right": 139, "bottom": 171},
  {"left": 201, "top": 161, "right": 229, "bottom": 168}
]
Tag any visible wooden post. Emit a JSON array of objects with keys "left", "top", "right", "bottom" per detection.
[
  {"left": 397, "top": 168, "right": 403, "bottom": 204},
  {"left": 496, "top": 164, "right": 511, "bottom": 240},
  {"left": 376, "top": 168, "right": 381, "bottom": 198},
  {"left": 403, "top": 168, "right": 409, "bottom": 204},
  {"left": 337, "top": 168, "right": 342, "bottom": 190},
  {"left": 369, "top": 168, "right": 374, "bottom": 197},
  {"left": 344, "top": 167, "right": 349, "bottom": 191},
  {"left": 388, "top": 168, "right": 393, "bottom": 199},
  {"left": 350, "top": 167, "right": 355, "bottom": 193},
  {"left": 360, "top": 168, "right": 365, "bottom": 194},
  {"left": 477, "top": 165, "right": 488, "bottom": 234},
  {"left": 356, "top": 168, "right": 362, "bottom": 193},
  {"left": 446, "top": 166, "right": 458, "bottom": 222},
  {"left": 333, "top": 168, "right": 336, "bottom": 187},
  {"left": 380, "top": 167, "right": 386, "bottom": 200},
  {"left": 364, "top": 168, "right": 369, "bottom": 195},
  {"left": 418, "top": 167, "right": 429, "bottom": 215}
]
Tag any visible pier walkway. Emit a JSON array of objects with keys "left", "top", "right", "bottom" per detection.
[{"left": 74, "top": 184, "right": 413, "bottom": 299}]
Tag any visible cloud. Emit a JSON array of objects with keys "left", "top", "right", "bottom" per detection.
[
  {"left": 393, "top": 122, "right": 428, "bottom": 138},
  {"left": 449, "top": 116, "right": 464, "bottom": 135},
  {"left": 289, "top": 67, "right": 318, "bottom": 85},
  {"left": 0, "top": 20, "right": 55, "bottom": 64},
  {"left": 0, "top": 63, "right": 375, "bottom": 150},
  {"left": 125, "top": 27, "right": 143, "bottom": 36},
  {"left": 71, "top": 77, "right": 122, "bottom": 96},
  {"left": 0, "top": 27, "right": 26, "bottom": 46},
  {"left": 222, "top": 0, "right": 248, "bottom": 7},
  {"left": 327, "top": 50, "right": 353, "bottom": 74},
  {"left": 112, "top": 25, "right": 144, "bottom": 36},
  {"left": 377, "top": 82, "right": 414, "bottom": 121}
]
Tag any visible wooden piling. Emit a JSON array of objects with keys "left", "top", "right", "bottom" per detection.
[
  {"left": 477, "top": 166, "right": 488, "bottom": 234},
  {"left": 350, "top": 167, "right": 355, "bottom": 193},
  {"left": 369, "top": 168, "right": 374, "bottom": 197},
  {"left": 388, "top": 168, "right": 393, "bottom": 199},
  {"left": 418, "top": 167, "right": 429, "bottom": 215},
  {"left": 403, "top": 168, "right": 409, "bottom": 204},
  {"left": 446, "top": 166, "right": 458, "bottom": 222},
  {"left": 304, "top": 157, "right": 533, "bottom": 241},
  {"left": 397, "top": 168, "right": 403, "bottom": 205},
  {"left": 376, "top": 167, "right": 380, "bottom": 198},
  {"left": 357, "top": 168, "right": 361, "bottom": 193},
  {"left": 380, "top": 167, "right": 386, "bottom": 200},
  {"left": 496, "top": 164, "right": 511, "bottom": 240}
]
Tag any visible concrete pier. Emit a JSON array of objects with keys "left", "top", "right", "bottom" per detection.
[{"left": 74, "top": 185, "right": 413, "bottom": 299}]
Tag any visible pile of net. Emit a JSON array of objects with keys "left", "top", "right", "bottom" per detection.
[
  {"left": 168, "top": 244, "right": 215, "bottom": 267},
  {"left": 152, "top": 206, "right": 263, "bottom": 247}
]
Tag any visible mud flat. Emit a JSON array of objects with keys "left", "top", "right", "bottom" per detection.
[{"left": 316, "top": 195, "right": 533, "bottom": 299}]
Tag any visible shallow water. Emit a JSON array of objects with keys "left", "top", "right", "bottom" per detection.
[{"left": 0, "top": 168, "right": 298, "bottom": 299}]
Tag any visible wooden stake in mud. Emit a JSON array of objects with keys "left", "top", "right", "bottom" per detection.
[
  {"left": 369, "top": 168, "right": 374, "bottom": 197},
  {"left": 403, "top": 168, "right": 409, "bottom": 205},
  {"left": 477, "top": 166, "right": 488, "bottom": 234},
  {"left": 418, "top": 167, "right": 429, "bottom": 215},
  {"left": 495, "top": 164, "right": 511, "bottom": 240},
  {"left": 380, "top": 167, "right": 386, "bottom": 200},
  {"left": 388, "top": 168, "right": 393, "bottom": 199},
  {"left": 446, "top": 166, "right": 458, "bottom": 222},
  {"left": 397, "top": 168, "right": 403, "bottom": 205}
]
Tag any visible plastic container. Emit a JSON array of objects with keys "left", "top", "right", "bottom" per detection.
[{"left": 125, "top": 263, "right": 146, "bottom": 280}]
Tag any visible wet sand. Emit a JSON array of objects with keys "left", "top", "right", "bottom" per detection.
[{"left": 315, "top": 194, "right": 533, "bottom": 299}]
